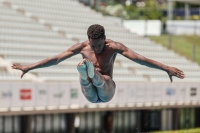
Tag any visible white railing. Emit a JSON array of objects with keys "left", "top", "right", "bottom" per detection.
[
  {"left": 167, "top": 20, "right": 200, "bottom": 35},
  {"left": 123, "top": 20, "right": 162, "bottom": 36}
]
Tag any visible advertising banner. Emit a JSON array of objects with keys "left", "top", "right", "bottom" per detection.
[
  {"left": 169, "top": 83, "right": 179, "bottom": 102},
  {"left": 128, "top": 82, "right": 137, "bottom": 104},
  {"left": 187, "top": 83, "right": 199, "bottom": 102},
  {"left": 177, "top": 83, "right": 187, "bottom": 103},
  {"left": 35, "top": 83, "right": 48, "bottom": 106},
  {"left": 152, "top": 83, "right": 163, "bottom": 103},
  {"left": 115, "top": 82, "right": 127, "bottom": 104},
  {"left": 20, "top": 83, "right": 36, "bottom": 107},
  {"left": 11, "top": 82, "right": 24, "bottom": 107},
  {"left": 162, "top": 83, "right": 177, "bottom": 103},
  {"left": 69, "top": 82, "right": 81, "bottom": 105},
  {"left": 144, "top": 82, "right": 154, "bottom": 103},
  {"left": 0, "top": 82, "right": 199, "bottom": 110},
  {"left": 48, "top": 83, "right": 60, "bottom": 106},
  {"left": 59, "top": 82, "right": 71, "bottom": 106},
  {"left": 0, "top": 82, "right": 11, "bottom": 108},
  {"left": 135, "top": 83, "right": 146, "bottom": 103}
]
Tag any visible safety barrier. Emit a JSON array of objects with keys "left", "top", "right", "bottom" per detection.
[{"left": 0, "top": 82, "right": 199, "bottom": 114}]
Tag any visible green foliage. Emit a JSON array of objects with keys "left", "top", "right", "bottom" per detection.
[
  {"left": 174, "top": 2, "right": 185, "bottom": 8},
  {"left": 124, "top": 4, "right": 140, "bottom": 20},
  {"left": 143, "top": 0, "right": 162, "bottom": 20},
  {"left": 150, "top": 128, "right": 200, "bottom": 133},
  {"left": 100, "top": 0, "right": 165, "bottom": 20},
  {"left": 103, "top": 0, "right": 164, "bottom": 20},
  {"left": 191, "top": 15, "right": 200, "bottom": 20},
  {"left": 103, "top": 0, "right": 116, "bottom": 5},
  {"left": 104, "top": 4, "right": 127, "bottom": 18}
]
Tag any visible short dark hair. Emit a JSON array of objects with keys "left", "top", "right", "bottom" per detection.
[{"left": 87, "top": 24, "right": 105, "bottom": 39}]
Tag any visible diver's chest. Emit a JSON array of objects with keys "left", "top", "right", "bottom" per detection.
[
  {"left": 92, "top": 55, "right": 111, "bottom": 66},
  {"left": 85, "top": 53, "right": 114, "bottom": 66}
]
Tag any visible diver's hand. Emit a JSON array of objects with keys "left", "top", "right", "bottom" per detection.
[
  {"left": 166, "top": 66, "right": 185, "bottom": 82},
  {"left": 11, "top": 64, "right": 29, "bottom": 78}
]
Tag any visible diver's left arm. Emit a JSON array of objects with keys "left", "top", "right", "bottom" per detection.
[{"left": 114, "top": 42, "right": 185, "bottom": 82}]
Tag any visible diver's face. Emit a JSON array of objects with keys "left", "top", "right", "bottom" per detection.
[{"left": 89, "top": 38, "right": 105, "bottom": 54}]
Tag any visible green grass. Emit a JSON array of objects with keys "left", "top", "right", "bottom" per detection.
[
  {"left": 151, "top": 128, "right": 200, "bottom": 133},
  {"left": 149, "top": 35, "right": 200, "bottom": 65}
]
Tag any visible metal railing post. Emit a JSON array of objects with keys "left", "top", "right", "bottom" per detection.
[
  {"left": 168, "top": 0, "right": 173, "bottom": 49},
  {"left": 192, "top": 44, "right": 196, "bottom": 61}
]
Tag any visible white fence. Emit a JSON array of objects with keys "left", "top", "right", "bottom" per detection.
[
  {"left": 123, "top": 20, "right": 200, "bottom": 36},
  {"left": 0, "top": 82, "right": 199, "bottom": 112},
  {"left": 166, "top": 20, "right": 200, "bottom": 35},
  {"left": 123, "top": 20, "right": 162, "bottom": 36}
]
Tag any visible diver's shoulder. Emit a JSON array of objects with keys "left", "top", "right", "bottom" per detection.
[
  {"left": 106, "top": 39, "right": 115, "bottom": 43},
  {"left": 106, "top": 39, "right": 120, "bottom": 48},
  {"left": 79, "top": 40, "right": 89, "bottom": 48}
]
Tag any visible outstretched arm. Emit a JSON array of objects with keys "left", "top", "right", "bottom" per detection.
[
  {"left": 115, "top": 42, "right": 185, "bottom": 82},
  {"left": 12, "top": 43, "right": 83, "bottom": 78}
]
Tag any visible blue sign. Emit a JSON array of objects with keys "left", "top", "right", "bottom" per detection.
[
  {"left": 166, "top": 88, "right": 175, "bottom": 96},
  {"left": 1, "top": 91, "right": 12, "bottom": 99}
]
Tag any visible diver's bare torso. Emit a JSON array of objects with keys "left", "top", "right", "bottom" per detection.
[{"left": 80, "top": 39, "right": 117, "bottom": 78}]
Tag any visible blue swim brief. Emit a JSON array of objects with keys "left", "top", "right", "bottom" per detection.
[{"left": 95, "top": 98, "right": 104, "bottom": 103}]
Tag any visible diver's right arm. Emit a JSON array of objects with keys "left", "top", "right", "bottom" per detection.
[{"left": 11, "top": 43, "right": 83, "bottom": 78}]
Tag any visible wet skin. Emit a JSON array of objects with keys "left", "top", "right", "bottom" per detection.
[{"left": 80, "top": 39, "right": 116, "bottom": 78}]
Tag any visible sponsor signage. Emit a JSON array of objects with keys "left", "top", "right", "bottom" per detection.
[
  {"left": 48, "top": 83, "right": 60, "bottom": 106},
  {"left": 166, "top": 87, "right": 176, "bottom": 96},
  {"left": 69, "top": 83, "right": 81, "bottom": 104},
  {"left": 36, "top": 83, "right": 48, "bottom": 106},
  {"left": 39, "top": 89, "right": 46, "bottom": 95},
  {"left": 0, "top": 82, "right": 199, "bottom": 109},
  {"left": 1, "top": 91, "right": 12, "bottom": 99},
  {"left": 54, "top": 91, "right": 64, "bottom": 99},
  {"left": 70, "top": 89, "right": 78, "bottom": 99},
  {"left": 59, "top": 83, "right": 71, "bottom": 105},
  {"left": 190, "top": 87, "right": 197, "bottom": 96},
  {"left": 0, "top": 83, "right": 11, "bottom": 108},
  {"left": 20, "top": 89, "right": 32, "bottom": 100}
]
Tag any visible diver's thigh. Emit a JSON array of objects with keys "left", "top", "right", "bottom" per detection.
[
  {"left": 96, "top": 77, "right": 116, "bottom": 102},
  {"left": 79, "top": 78, "right": 99, "bottom": 103}
]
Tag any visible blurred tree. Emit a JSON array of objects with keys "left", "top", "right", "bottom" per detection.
[
  {"left": 124, "top": 4, "right": 140, "bottom": 19},
  {"left": 175, "top": 2, "right": 200, "bottom": 8},
  {"left": 100, "top": 0, "right": 166, "bottom": 21},
  {"left": 105, "top": 4, "right": 127, "bottom": 18},
  {"left": 143, "top": 0, "right": 162, "bottom": 20}
]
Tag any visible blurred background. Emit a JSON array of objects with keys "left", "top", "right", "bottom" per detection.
[{"left": 0, "top": 0, "right": 200, "bottom": 133}]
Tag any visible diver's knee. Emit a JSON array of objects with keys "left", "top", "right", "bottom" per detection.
[
  {"left": 87, "top": 96, "right": 99, "bottom": 103},
  {"left": 99, "top": 94, "right": 114, "bottom": 103},
  {"left": 103, "top": 75, "right": 111, "bottom": 81}
]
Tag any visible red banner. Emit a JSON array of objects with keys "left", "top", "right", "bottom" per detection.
[{"left": 20, "top": 89, "right": 32, "bottom": 100}]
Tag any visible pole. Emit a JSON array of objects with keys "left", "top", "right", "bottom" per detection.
[
  {"left": 145, "top": 19, "right": 148, "bottom": 37},
  {"left": 192, "top": 44, "right": 196, "bottom": 61},
  {"left": 20, "top": 115, "right": 32, "bottom": 133},
  {"left": 167, "top": 0, "right": 173, "bottom": 49},
  {"left": 185, "top": 3, "right": 190, "bottom": 20},
  {"left": 65, "top": 113, "right": 76, "bottom": 133},
  {"left": 90, "top": 0, "right": 94, "bottom": 7},
  {"left": 96, "top": 0, "right": 100, "bottom": 11},
  {"left": 199, "top": 4, "right": 200, "bottom": 20}
]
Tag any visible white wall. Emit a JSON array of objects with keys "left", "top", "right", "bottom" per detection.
[
  {"left": 123, "top": 20, "right": 162, "bottom": 36},
  {"left": 166, "top": 20, "right": 200, "bottom": 35},
  {"left": 0, "top": 82, "right": 199, "bottom": 112}
]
